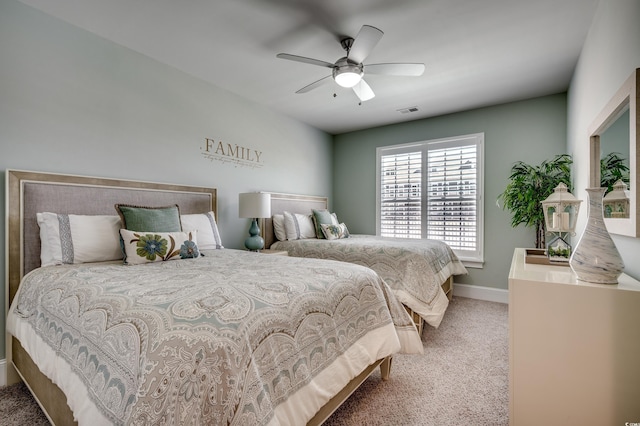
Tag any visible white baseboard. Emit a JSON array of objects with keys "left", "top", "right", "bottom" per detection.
[
  {"left": 453, "top": 283, "right": 508, "bottom": 304},
  {"left": 0, "top": 358, "right": 6, "bottom": 387}
]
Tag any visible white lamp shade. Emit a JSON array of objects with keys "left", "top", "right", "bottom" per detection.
[{"left": 239, "top": 193, "right": 271, "bottom": 218}]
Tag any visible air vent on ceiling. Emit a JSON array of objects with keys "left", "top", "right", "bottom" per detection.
[{"left": 397, "top": 106, "right": 419, "bottom": 114}]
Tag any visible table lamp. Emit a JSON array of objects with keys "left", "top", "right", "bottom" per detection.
[{"left": 239, "top": 192, "right": 271, "bottom": 251}]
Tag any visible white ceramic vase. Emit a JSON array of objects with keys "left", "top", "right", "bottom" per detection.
[{"left": 569, "top": 188, "right": 624, "bottom": 284}]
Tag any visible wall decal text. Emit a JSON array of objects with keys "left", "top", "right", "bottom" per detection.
[{"left": 201, "top": 138, "right": 264, "bottom": 169}]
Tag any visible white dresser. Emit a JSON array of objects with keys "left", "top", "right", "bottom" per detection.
[{"left": 508, "top": 248, "right": 640, "bottom": 426}]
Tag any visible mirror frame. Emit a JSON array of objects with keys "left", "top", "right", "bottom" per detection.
[{"left": 589, "top": 68, "right": 639, "bottom": 237}]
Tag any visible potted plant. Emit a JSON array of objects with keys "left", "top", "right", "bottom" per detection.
[
  {"left": 600, "top": 151, "right": 630, "bottom": 193},
  {"left": 498, "top": 154, "right": 573, "bottom": 249}
]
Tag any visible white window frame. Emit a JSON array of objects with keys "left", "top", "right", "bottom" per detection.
[{"left": 376, "top": 133, "right": 484, "bottom": 267}]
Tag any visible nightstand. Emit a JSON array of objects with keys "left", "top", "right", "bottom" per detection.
[{"left": 258, "top": 249, "right": 289, "bottom": 256}]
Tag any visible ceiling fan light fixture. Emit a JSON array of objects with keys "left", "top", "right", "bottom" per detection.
[
  {"left": 277, "top": 25, "right": 424, "bottom": 101},
  {"left": 333, "top": 64, "right": 363, "bottom": 88}
]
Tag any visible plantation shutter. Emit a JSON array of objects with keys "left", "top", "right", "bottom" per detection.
[
  {"left": 376, "top": 133, "right": 484, "bottom": 264},
  {"left": 426, "top": 143, "right": 478, "bottom": 252},
  {"left": 379, "top": 150, "right": 422, "bottom": 238}
]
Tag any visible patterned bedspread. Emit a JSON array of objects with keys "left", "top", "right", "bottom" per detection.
[
  {"left": 7, "top": 249, "right": 422, "bottom": 426},
  {"left": 272, "top": 235, "right": 468, "bottom": 328}
]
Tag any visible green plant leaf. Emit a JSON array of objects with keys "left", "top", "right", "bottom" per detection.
[
  {"left": 498, "top": 154, "right": 573, "bottom": 248},
  {"left": 600, "top": 152, "right": 630, "bottom": 193}
]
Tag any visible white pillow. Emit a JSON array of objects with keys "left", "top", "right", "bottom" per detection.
[
  {"left": 283, "top": 211, "right": 316, "bottom": 240},
  {"left": 36, "top": 213, "right": 122, "bottom": 266},
  {"left": 272, "top": 214, "right": 287, "bottom": 241},
  {"left": 120, "top": 229, "right": 200, "bottom": 265},
  {"left": 180, "top": 211, "right": 223, "bottom": 249}
]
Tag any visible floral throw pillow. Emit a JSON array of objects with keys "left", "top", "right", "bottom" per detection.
[
  {"left": 120, "top": 229, "right": 200, "bottom": 265},
  {"left": 312, "top": 209, "right": 339, "bottom": 239},
  {"left": 320, "top": 223, "right": 350, "bottom": 240}
]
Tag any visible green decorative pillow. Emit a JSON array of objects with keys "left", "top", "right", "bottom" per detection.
[
  {"left": 120, "top": 229, "right": 200, "bottom": 264},
  {"left": 312, "top": 209, "right": 339, "bottom": 239},
  {"left": 321, "top": 223, "right": 350, "bottom": 240},
  {"left": 115, "top": 204, "right": 182, "bottom": 232}
]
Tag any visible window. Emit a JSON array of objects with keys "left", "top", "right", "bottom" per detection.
[{"left": 376, "top": 133, "right": 484, "bottom": 266}]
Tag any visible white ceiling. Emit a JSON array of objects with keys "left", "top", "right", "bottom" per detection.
[{"left": 18, "top": 0, "right": 599, "bottom": 135}]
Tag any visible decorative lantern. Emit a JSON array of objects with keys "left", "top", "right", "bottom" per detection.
[
  {"left": 603, "top": 179, "right": 630, "bottom": 218},
  {"left": 541, "top": 183, "right": 582, "bottom": 263},
  {"left": 541, "top": 183, "right": 582, "bottom": 233}
]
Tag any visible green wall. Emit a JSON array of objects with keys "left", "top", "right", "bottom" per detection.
[
  {"left": 599, "top": 109, "right": 629, "bottom": 160},
  {"left": 5, "top": 0, "right": 639, "bottom": 372},
  {"left": 0, "top": 0, "right": 333, "bottom": 360},
  {"left": 333, "top": 94, "right": 568, "bottom": 290}
]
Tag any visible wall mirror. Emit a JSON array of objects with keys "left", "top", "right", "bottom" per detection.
[{"left": 589, "top": 68, "right": 639, "bottom": 237}]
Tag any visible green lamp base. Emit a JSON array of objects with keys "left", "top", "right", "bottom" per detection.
[{"left": 244, "top": 218, "right": 264, "bottom": 251}]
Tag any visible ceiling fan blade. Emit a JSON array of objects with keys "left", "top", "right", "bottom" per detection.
[
  {"left": 348, "top": 25, "right": 384, "bottom": 64},
  {"left": 352, "top": 79, "right": 375, "bottom": 102},
  {"left": 365, "top": 63, "right": 425, "bottom": 76},
  {"left": 276, "top": 53, "right": 335, "bottom": 69},
  {"left": 295, "top": 75, "right": 333, "bottom": 93}
]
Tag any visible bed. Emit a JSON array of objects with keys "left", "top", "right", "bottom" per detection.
[
  {"left": 263, "top": 192, "right": 468, "bottom": 332},
  {"left": 5, "top": 170, "right": 423, "bottom": 426}
]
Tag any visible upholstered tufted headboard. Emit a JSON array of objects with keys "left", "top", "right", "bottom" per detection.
[
  {"left": 6, "top": 169, "right": 217, "bottom": 305},
  {"left": 263, "top": 192, "right": 328, "bottom": 248}
]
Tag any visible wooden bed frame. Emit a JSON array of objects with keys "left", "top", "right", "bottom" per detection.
[
  {"left": 5, "top": 170, "right": 391, "bottom": 426},
  {"left": 263, "top": 192, "right": 454, "bottom": 335}
]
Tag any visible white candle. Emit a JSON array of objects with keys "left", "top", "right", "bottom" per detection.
[
  {"left": 561, "top": 212, "right": 570, "bottom": 230},
  {"left": 552, "top": 212, "right": 559, "bottom": 229}
]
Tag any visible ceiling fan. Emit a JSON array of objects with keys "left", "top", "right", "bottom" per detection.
[{"left": 276, "top": 25, "right": 425, "bottom": 102}]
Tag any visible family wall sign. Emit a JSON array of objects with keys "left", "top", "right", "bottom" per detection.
[{"left": 200, "top": 138, "right": 264, "bottom": 169}]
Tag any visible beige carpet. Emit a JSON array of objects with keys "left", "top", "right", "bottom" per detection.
[
  {"left": 324, "top": 296, "right": 509, "bottom": 425},
  {"left": 0, "top": 297, "right": 508, "bottom": 425}
]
